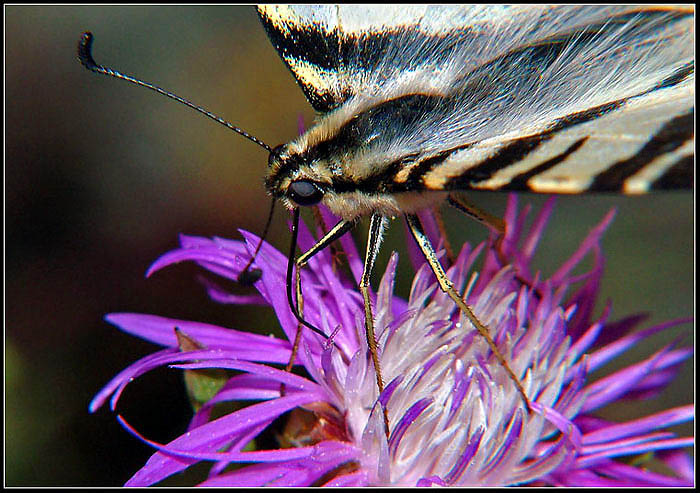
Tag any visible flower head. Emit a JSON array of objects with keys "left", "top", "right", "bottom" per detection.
[{"left": 91, "top": 195, "right": 693, "bottom": 486}]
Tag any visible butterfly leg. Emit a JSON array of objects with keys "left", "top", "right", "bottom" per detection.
[
  {"left": 448, "top": 194, "right": 542, "bottom": 297},
  {"left": 431, "top": 206, "right": 456, "bottom": 264},
  {"left": 405, "top": 213, "right": 532, "bottom": 413},
  {"left": 447, "top": 193, "right": 505, "bottom": 234},
  {"left": 361, "top": 213, "right": 392, "bottom": 439},
  {"left": 282, "top": 210, "right": 356, "bottom": 392},
  {"left": 237, "top": 199, "right": 276, "bottom": 285},
  {"left": 311, "top": 206, "right": 347, "bottom": 273}
]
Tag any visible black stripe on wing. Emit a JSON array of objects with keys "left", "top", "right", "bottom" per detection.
[
  {"left": 443, "top": 101, "right": 622, "bottom": 191},
  {"left": 651, "top": 61, "right": 694, "bottom": 92},
  {"left": 415, "top": 60, "right": 692, "bottom": 195},
  {"left": 320, "top": 90, "right": 692, "bottom": 196},
  {"left": 258, "top": 7, "right": 691, "bottom": 114},
  {"left": 256, "top": 11, "right": 472, "bottom": 113},
  {"left": 498, "top": 137, "right": 590, "bottom": 191},
  {"left": 589, "top": 110, "right": 694, "bottom": 192},
  {"left": 257, "top": 8, "right": 349, "bottom": 112},
  {"left": 651, "top": 155, "right": 694, "bottom": 190}
]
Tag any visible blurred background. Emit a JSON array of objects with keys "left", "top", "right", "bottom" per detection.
[{"left": 5, "top": 5, "right": 693, "bottom": 486}]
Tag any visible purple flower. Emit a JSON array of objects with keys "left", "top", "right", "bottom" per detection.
[{"left": 91, "top": 195, "right": 693, "bottom": 486}]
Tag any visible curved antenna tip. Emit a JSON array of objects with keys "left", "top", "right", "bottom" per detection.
[
  {"left": 77, "top": 31, "right": 97, "bottom": 70},
  {"left": 75, "top": 30, "right": 273, "bottom": 152}
]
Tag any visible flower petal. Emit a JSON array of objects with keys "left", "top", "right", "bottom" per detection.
[
  {"left": 200, "top": 441, "right": 359, "bottom": 487},
  {"left": 105, "top": 312, "right": 290, "bottom": 357},
  {"left": 125, "top": 392, "right": 326, "bottom": 486},
  {"left": 576, "top": 437, "right": 694, "bottom": 468},
  {"left": 583, "top": 404, "right": 694, "bottom": 445}
]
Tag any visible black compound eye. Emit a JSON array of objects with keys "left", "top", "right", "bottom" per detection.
[{"left": 288, "top": 180, "right": 323, "bottom": 206}]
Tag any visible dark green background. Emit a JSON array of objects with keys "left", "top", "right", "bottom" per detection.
[{"left": 5, "top": 5, "right": 693, "bottom": 486}]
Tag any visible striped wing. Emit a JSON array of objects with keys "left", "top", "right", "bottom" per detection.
[
  {"left": 258, "top": 5, "right": 694, "bottom": 193},
  {"left": 426, "top": 78, "right": 693, "bottom": 195},
  {"left": 257, "top": 5, "right": 579, "bottom": 113}
]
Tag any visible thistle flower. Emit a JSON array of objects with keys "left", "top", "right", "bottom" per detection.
[{"left": 91, "top": 196, "right": 693, "bottom": 486}]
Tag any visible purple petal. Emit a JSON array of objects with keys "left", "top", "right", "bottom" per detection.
[
  {"left": 379, "top": 375, "right": 402, "bottom": 407},
  {"left": 105, "top": 312, "right": 291, "bottom": 357},
  {"left": 444, "top": 427, "right": 484, "bottom": 484},
  {"left": 196, "top": 275, "right": 267, "bottom": 305},
  {"left": 520, "top": 196, "right": 556, "bottom": 262},
  {"left": 206, "top": 421, "right": 271, "bottom": 477},
  {"left": 239, "top": 226, "right": 347, "bottom": 355},
  {"left": 309, "top": 249, "right": 364, "bottom": 352},
  {"left": 657, "top": 449, "right": 694, "bottom": 481},
  {"left": 590, "top": 313, "right": 649, "bottom": 349},
  {"left": 531, "top": 402, "right": 583, "bottom": 450},
  {"left": 297, "top": 339, "right": 326, "bottom": 390},
  {"left": 554, "top": 356, "right": 589, "bottom": 415},
  {"left": 582, "top": 319, "right": 690, "bottom": 376},
  {"left": 582, "top": 431, "right": 675, "bottom": 456},
  {"left": 200, "top": 463, "right": 296, "bottom": 487},
  {"left": 550, "top": 208, "right": 615, "bottom": 285},
  {"left": 565, "top": 319, "right": 603, "bottom": 373},
  {"left": 593, "top": 461, "right": 693, "bottom": 487},
  {"left": 89, "top": 348, "right": 176, "bottom": 412},
  {"left": 576, "top": 437, "right": 694, "bottom": 468},
  {"left": 514, "top": 431, "right": 571, "bottom": 484},
  {"left": 582, "top": 345, "right": 691, "bottom": 412},
  {"left": 417, "top": 208, "right": 445, "bottom": 255},
  {"left": 238, "top": 230, "right": 301, "bottom": 342},
  {"left": 389, "top": 398, "right": 432, "bottom": 454},
  {"left": 377, "top": 252, "right": 400, "bottom": 317},
  {"left": 575, "top": 415, "right": 613, "bottom": 435},
  {"left": 158, "top": 438, "right": 356, "bottom": 463},
  {"left": 321, "top": 469, "right": 370, "bottom": 486},
  {"left": 551, "top": 467, "right": 653, "bottom": 487},
  {"left": 172, "top": 359, "right": 325, "bottom": 394},
  {"left": 583, "top": 405, "right": 694, "bottom": 445},
  {"left": 416, "top": 475, "right": 448, "bottom": 486},
  {"left": 125, "top": 392, "right": 326, "bottom": 486},
  {"left": 147, "top": 243, "right": 245, "bottom": 281},
  {"left": 563, "top": 253, "right": 604, "bottom": 340},
  {"left": 404, "top": 218, "right": 427, "bottom": 272},
  {"left": 623, "top": 365, "right": 686, "bottom": 400},
  {"left": 447, "top": 367, "right": 471, "bottom": 422},
  {"left": 500, "top": 194, "right": 524, "bottom": 256},
  {"left": 199, "top": 441, "right": 359, "bottom": 487},
  {"left": 481, "top": 410, "right": 523, "bottom": 475}
]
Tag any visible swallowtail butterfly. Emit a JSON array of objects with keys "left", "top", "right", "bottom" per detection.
[{"left": 79, "top": 5, "right": 694, "bottom": 437}]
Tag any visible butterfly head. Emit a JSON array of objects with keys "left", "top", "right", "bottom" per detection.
[
  {"left": 265, "top": 138, "right": 448, "bottom": 221},
  {"left": 265, "top": 143, "right": 331, "bottom": 210}
]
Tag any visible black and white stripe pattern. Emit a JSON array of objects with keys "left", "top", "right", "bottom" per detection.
[
  {"left": 429, "top": 82, "right": 693, "bottom": 194},
  {"left": 260, "top": 5, "right": 693, "bottom": 215}
]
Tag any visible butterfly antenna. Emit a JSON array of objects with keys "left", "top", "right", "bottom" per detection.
[
  {"left": 237, "top": 198, "right": 276, "bottom": 285},
  {"left": 77, "top": 31, "right": 272, "bottom": 152}
]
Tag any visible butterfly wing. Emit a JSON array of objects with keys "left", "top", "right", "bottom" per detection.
[
  {"left": 258, "top": 5, "right": 693, "bottom": 193},
  {"left": 453, "top": 81, "right": 693, "bottom": 194},
  {"left": 257, "top": 5, "right": 554, "bottom": 113}
]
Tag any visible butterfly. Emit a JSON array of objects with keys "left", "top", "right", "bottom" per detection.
[
  {"left": 256, "top": 4, "right": 693, "bottom": 430},
  {"left": 79, "top": 5, "right": 694, "bottom": 437}
]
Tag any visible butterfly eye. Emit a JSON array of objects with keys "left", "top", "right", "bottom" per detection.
[{"left": 288, "top": 180, "right": 323, "bottom": 206}]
